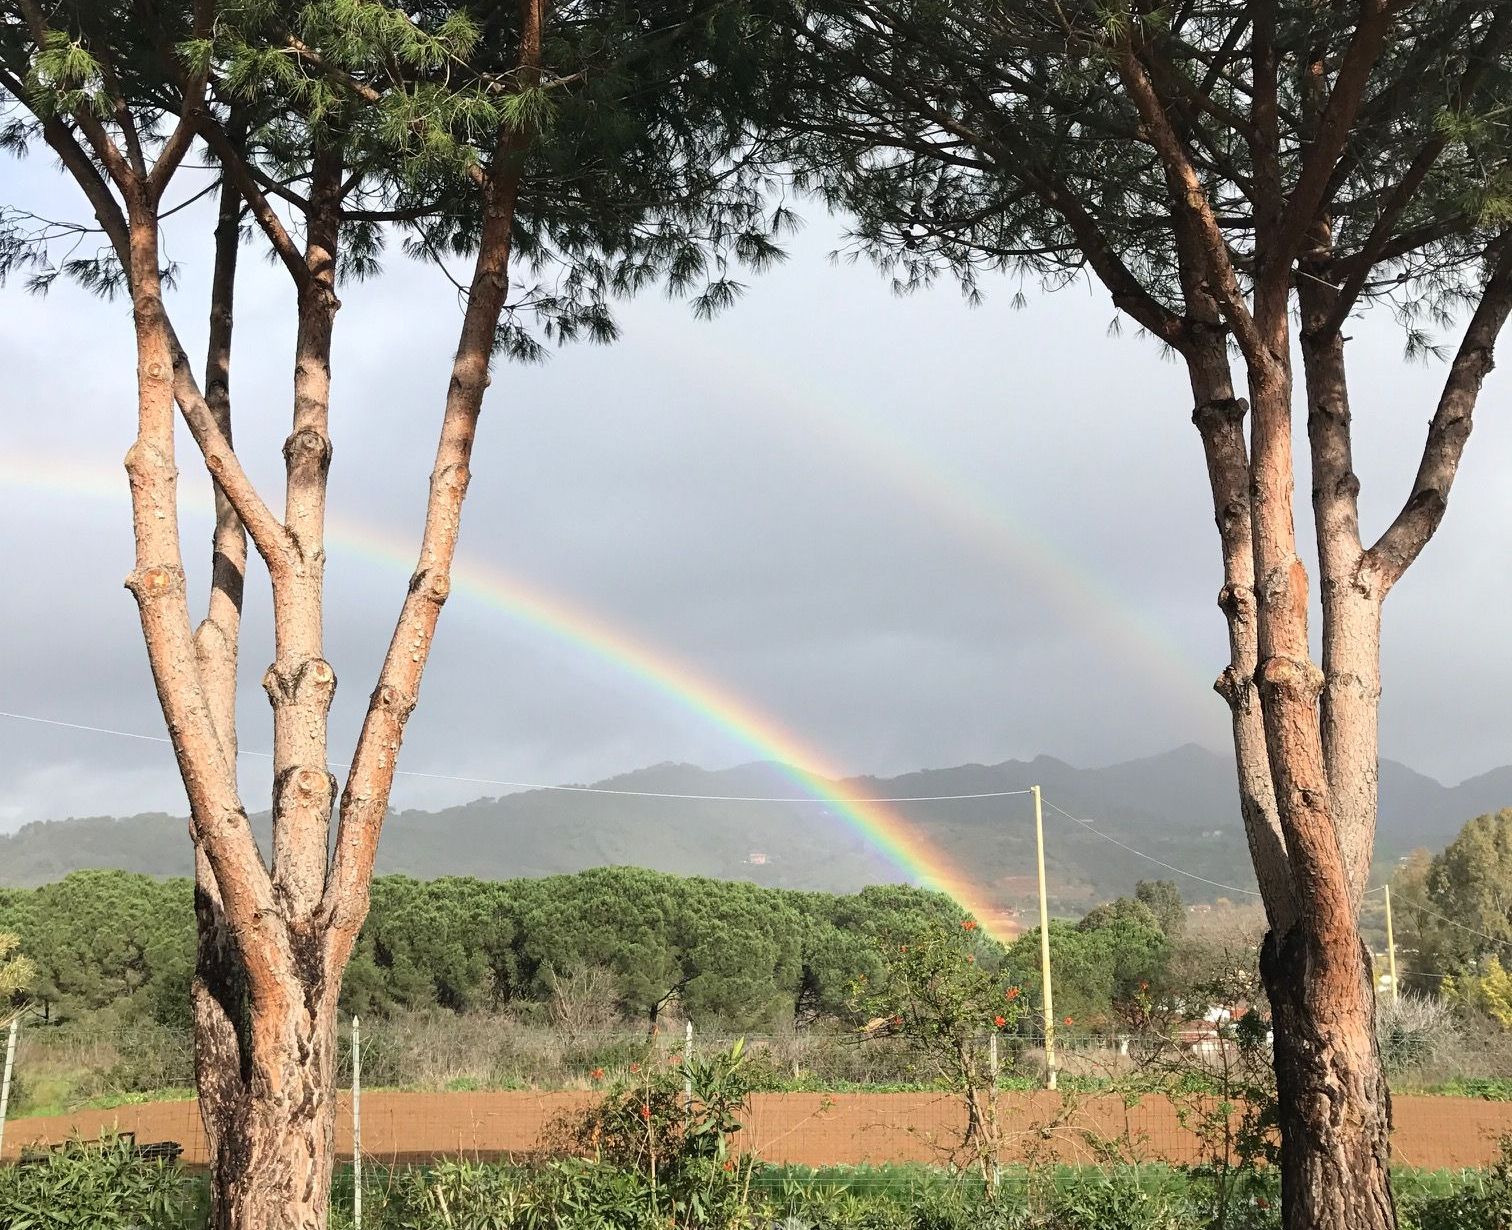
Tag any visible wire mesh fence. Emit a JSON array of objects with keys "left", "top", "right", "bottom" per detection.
[{"left": 5, "top": 1017, "right": 1512, "bottom": 1174}]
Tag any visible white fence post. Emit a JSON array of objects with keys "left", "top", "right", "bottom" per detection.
[
  {"left": 0, "top": 1016, "right": 18, "bottom": 1161},
  {"left": 683, "top": 1019, "right": 694, "bottom": 1120},
  {"left": 988, "top": 1030, "right": 1001, "bottom": 1189},
  {"left": 352, "top": 1016, "right": 362, "bottom": 1230}
]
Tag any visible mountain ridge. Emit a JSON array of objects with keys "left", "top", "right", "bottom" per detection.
[{"left": 3, "top": 745, "right": 1505, "bottom": 908}]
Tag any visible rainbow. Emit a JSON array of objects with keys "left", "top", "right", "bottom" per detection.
[
  {"left": 0, "top": 452, "right": 1022, "bottom": 936},
  {"left": 641, "top": 320, "right": 1222, "bottom": 721}
]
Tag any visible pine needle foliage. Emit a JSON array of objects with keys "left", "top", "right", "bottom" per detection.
[
  {"left": 1, "top": 0, "right": 792, "bottom": 349},
  {"left": 763, "top": 0, "right": 1512, "bottom": 332}
]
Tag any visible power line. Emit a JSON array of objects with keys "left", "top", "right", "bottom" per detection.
[
  {"left": 1387, "top": 891, "right": 1512, "bottom": 951},
  {"left": 0, "top": 708, "right": 1034, "bottom": 805},
  {"left": 20, "top": 704, "right": 1492, "bottom": 939},
  {"left": 1038, "top": 795, "right": 1265, "bottom": 899}
]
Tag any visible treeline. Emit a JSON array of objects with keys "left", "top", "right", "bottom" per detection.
[{"left": 0, "top": 867, "right": 1200, "bottom": 1033}]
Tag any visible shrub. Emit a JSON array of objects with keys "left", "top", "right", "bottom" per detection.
[
  {"left": 1399, "top": 1137, "right": 1512, "bottom": 1230},
  {"left": 0, "top": 1138, "right": 199, "bottom": 1229},
  {"left": 1378, "top": 995, "right": 1463, "bottom": 1077}
]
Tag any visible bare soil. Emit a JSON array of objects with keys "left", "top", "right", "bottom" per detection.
[{"left": 4, "top": 1091, "right": 1507, "bottom": 1171}]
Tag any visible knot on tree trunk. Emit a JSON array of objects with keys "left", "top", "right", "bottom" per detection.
[
  {"left": 1258, "top": 558, "right": 1310, "bottom": 612},
  {"left": 283, "top": 427, "right": 333, "bottom": 474},
  {"left": 1307, "top": 394, "right": 1352, "bottom": 428},
  {"left": 279, "top": 765, "right": 333, "bottom": 803},
  {"left": 1257, "top": 654, "right": 1325, "bottom": 702},
  {"left": 1191, "top": 395, "right": 1248, "bottom": 431},
  {"left": 1317, "top": 471, "right": 1361, "bottom": 502},
  {"left": 410, "top": 568, "right": 451, "bottom": 604},
  {"left": 262, "top": 658, "right": 338, "bottom": 709},
  {"left": 124, "top": 438, "right": 176, "bottom": 480},
  {"left": 371, "top": 682, "right": 416, "bottom": 722},
  {"left": 431, "top": 461, "right": 472, "bottom": 498},
  {"left": 126, "top": 563, "right": 186, "bottom": 600},
  {"left": 1215, "top": 496, "right": 1251, "bottom": 538},
  {"left": 1213, "top": 664, "right": 1253, "bottom": 709},
  {"left": 1216, "top": 581, "right": 1255, "bottom": 623},
  {"left": 1323, "top": 670, "right": 1381, "bottom": 703}
]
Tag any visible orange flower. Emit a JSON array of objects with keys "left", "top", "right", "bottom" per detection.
[
  {"left": 1005, "top": 986, "right": 1021, "bottom": 1001},
  {"left": 891, "top": 1013, "right": 904, "bottom": 1025},
  {"left": 1063, "top": 1016, "right": 1074, "bottom": 1027},
  {"left": 961, "top": 919, "right": 978, "bottom": 931},
  {"left": 722, "top": 1159, "right": 735, "bottom": 1172},
  {"left": 993, "top": 1015, "right": 1007, "bottom": 1028},
  {"left": 590, "top": 1067, "right": 605, "bottom": 1081},
  {"left": 629, "top": 1062, "right": 641, "bottom": 1074},
  {"left": 639, "top": 1104, "right": 652, "bottom": 1121}
]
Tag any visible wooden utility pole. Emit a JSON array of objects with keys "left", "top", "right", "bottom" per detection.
[
  {"left": 1032, "top": 785, "right": 1056, "bottom": 1090},
  {"left": 1384, "top": 886, "right": 1400, "bottom": 1006}
]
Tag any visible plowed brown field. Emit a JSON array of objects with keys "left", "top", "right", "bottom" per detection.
[{"left": 4, "top": 1091, "right": 1508, "bottom": 1171}]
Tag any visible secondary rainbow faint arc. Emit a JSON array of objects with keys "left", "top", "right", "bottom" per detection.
[
  {"left": 639, "top": 320, "right": 1221, "bottom": 721},
  {"left": 0, "top": 452, "right": 1017, "bottom": 936}
]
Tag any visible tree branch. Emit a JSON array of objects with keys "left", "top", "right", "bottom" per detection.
[
  {"left": 324, "top": 0, "right": 545, "bottom": 951},
  {"left": 1271, "top": 0, "right": 1393, "bottom": 270},
  {"left": 1113, "top": 33, "right": 1264, "bottom": 364},
  {"left": 146, "top": 0, "right": 216, "bottom": 200},
  {"left": 196, "top": 121, "right": 313, "bottom": 291},
  {"left": 1368, "top": 238, "right": 1512, "bottom": 588}
]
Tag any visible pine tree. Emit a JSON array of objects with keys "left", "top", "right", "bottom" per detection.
[
  {"left": 766, "top": 3, "right": 1512, "bottom": 1226},
  {"left": 0, "top": 0, "right": 785, "bottom": 1222}
]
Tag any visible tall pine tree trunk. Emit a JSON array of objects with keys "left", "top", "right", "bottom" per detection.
[
  {"left": 208, "top": 971, "right": 342, "bottom": 1229},
  {"left": 1246, "top": 302, "right": 1395, "bottom": 1228},
  {"left": 1262, "top": 927, "right": 1394, "bottom": 1230}
]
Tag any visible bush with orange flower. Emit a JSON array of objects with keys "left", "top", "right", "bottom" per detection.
[{"left": 848, "top": 919, "right": 1026, "bottom": 1179}]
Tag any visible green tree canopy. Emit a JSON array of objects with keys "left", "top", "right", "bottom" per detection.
[{"left": 1396, "top": 810, "right": 1512, "bottom": 990}]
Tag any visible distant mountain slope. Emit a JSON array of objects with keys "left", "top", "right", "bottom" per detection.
[{"left": 2, "top": 747, "right": 1504, "bottom": 908}]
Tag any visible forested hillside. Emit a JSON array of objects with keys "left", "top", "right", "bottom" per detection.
[{"left": 5, "top": 747, "right": 1504, "bottom": 906}]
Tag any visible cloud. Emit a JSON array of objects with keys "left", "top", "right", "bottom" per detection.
[{"left": 3, "top": 157, "right": 1511, "bottom": 831}]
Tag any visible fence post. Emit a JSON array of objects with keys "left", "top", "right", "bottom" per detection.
[
  {"left": 987, "top": 1031, "right": 1001, "bottom": 1189},
  {"left": 683, "top": 1019, "right": 694, "bottom": 1120},
  {"left": 0, "top": 1016, "right": 18, "bottom": 1161},
  {"left": 352, "top": 1016, "right": 362, "bottom": 1230}
]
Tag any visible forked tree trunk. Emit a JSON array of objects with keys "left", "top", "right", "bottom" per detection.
[
  {"left": 11, "top": 5, "right": 546, "bottom": 1224},
  {"left": 1261, "top": 926, "right": 1395, "bottom": 1230}
]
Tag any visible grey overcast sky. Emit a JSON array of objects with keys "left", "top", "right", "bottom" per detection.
[{"left": 3, "top": 151, "right": 1511, "bottom": 831}]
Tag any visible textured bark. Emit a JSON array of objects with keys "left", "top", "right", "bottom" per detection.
[
  {"left": 324, "top": 0, "right": 542, "bottom": 959},
  {"left": 1186, "top": 333, "right": 1296, "bottom": 931},
  {"left": 1299, "top": 265, "right": 1383, "bottom": 910},
  {"left": 17, "top": 3, "right": 548, "bottom": 1222},
  {"left": 217, "top": 972, "right": 342, "bottom": 1228},
  {"left": 268, "top": 149, "right": 342, "bottom": 924},
  {"left": 1246, "top": 186, "right": 1395, "bottom": 1227},
  {"left": 1369, "top": 242, "right": 1512, "bottom": 588},
  {"left": 1262, "top": 928, "right": 1395, "bottom": 1230},
  {"left": 325, "top": 148, "right": 525, "bottom": 953},
  {"left": 191, "top": 160, "right": 252, "bottom": 1230}
]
